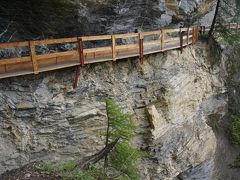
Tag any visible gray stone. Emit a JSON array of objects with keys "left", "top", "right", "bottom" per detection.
[{"left": 0, "top": 45, "right": 230, "bottom": 179}]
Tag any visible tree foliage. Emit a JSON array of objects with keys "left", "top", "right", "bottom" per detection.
[
  {"left": 209, "top": 0, "right": 240, "bottom": 45},
  {"left": 230, "top": 115, "right": 240, "bottom": 145},
  {"left": 104, "top": 97, "right": 144, "bottom": 179},
  {"left": 39, "top": 97, "right": 144, "bottom": 179}
]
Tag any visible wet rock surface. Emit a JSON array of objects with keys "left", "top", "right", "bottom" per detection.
[
  {"left": 0, "top": 0, "right": 214, "bottom": 41},
  {"left": 0, "top": 45, "right": 226, "bottom": 179}
]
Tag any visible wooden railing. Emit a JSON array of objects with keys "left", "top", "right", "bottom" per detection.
[
  {"left": 0, "top": 22, "right": 238, "bottom": 80},
  {"left": 0, "top": 27, "right": 199, "bottom": 79},
  {"left": 0, "top": 23, "right": 240, "bottom": 79}
]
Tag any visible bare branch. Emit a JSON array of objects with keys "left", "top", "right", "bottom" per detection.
[{"left": 0, "top": 21, "right": 13, "bottom": 39}]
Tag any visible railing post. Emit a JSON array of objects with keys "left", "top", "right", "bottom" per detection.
[
  {"left": 192, "top": 27, "right": 195, "bottom": 47},
  {"left": 179, "top": 28, "right": 183, "bottom": 54},
  {"left": 78, "top": 38, "right": 84, "bottom": 66},
  {"left": 139, "top": 33, "right": 144, "bottom": 64},
  {"left": 160, "top": 29, "right": 164, "bottom": 51},
  {"left": 186, "top": 28, "right": 189, "bottom": 47},
  {"left": 196, "top": 27, "right": 199, "bottom": 41},
  {"left": 111, "top": 35, "right": 116, "bottom": 61},
  {"left": 29, "top": 41, "right": 39, "bottom": 74}
]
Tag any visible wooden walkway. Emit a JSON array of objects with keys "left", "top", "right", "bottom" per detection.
[{"left": 0, "top": 23, "right": 238, "bottom": 80}]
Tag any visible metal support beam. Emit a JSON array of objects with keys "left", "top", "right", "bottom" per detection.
[
  {"left": 139, "top": 33, "right": 144, "bottom": 64},
  {"left": 78, "top": 38, "right": 84, "bottom": 66},
  {"left": 73, "top": 65, "right": 81, "bottom": 89},
  {"left": 179, "top": 28, "right": 183, "bottom": 54}
]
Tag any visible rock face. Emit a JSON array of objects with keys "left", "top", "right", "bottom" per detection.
[
  {"left": 208, "top": 42, "right": 240, "bottom": 180},
  {"left": 0, "top": 0, "right": 214, "bottom": 41},
  {"left": 0, "top": 44, "right": 226, "bottom": 179}
]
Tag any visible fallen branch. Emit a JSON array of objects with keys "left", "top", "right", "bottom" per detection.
[{"left": 80, "top": 137, "right": 120, "bottom": 170}]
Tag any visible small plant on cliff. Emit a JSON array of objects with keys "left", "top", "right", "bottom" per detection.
[
  {"left": 104, "top": 97, "right": 144, "bottom": 179},
  {"left": 230, "top": 115, "right": 240, "bottom": 145},
  {"left": 38, "top": 97, "right": 144, "bottom": 179}
]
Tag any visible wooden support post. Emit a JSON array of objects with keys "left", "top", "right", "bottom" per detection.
[
  {"left": 179, "top": 28, "right": 183, "bottom": 54},
  {"left": 74, "top": 38, "right": 84, "bottom": 89},
  {"left": 160, "top": 29, "right": 164, "bottom": 51},
  {"left": 111, "top": 35, "right": 116, "bottom": 61},
  {"left": 29, "top": 41, "right": 39, "bottom": 74},
  {"left": 78, "top": 38, "right": 84, "bottom": 66},
  {"left": 192, "top": 27, "right": 195, "bottom": 47},
  {"left": 186, "top": 28, "right": 189, "bottom": 47},
  {"left": 196, "top": 27, "right": 199, "bottom": 41},
  {"left": 73, "top": 66, "right": 81, "bottom": 89},
  {"left": 139, "top": 33, "right": 144, "bottom": 64}
]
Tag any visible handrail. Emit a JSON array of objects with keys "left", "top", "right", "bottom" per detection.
[{"left": 0, "top": 24, "right": 238, "bottom": 80}]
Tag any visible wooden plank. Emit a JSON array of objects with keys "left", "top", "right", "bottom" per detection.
[
  {"left": 164, "top": 28, "right": 180, "bottom": 33},
  {"left": 141, "top": 30, "right": 161, "bottom": 36},
  {"left": 37, "top": 57, "right": 58, "bottom": 67},
  {"left": 164, "top": 37, "right": 179, "bottom": 43},
  {"left": 56, "top": 55, "right": 79, "bottom": 64},
  {"left": 5, "top": 61, "right": 33, "bottom": 73},
  {"left": 112, "top": 35, "right": 116, "bottom": 61},
  {"left": 81, "top": 35, "right": 111, "bottom": 41},
  {"left": 144, "top": 41, "right": 160, "bottom": 46},
  {"left": 34, "top": 37, "right": 78, "bottom": 45},
  {"left": 115, "top": 33, "right": 138, "bottom": 39},
  {"left": 0, "top": 41, "right": 29, "bottom": 49},
  {"left": 36, "top": 50, "right": 78, "bottom": 60},
  {"left": 0, "top": 65, "right": 5, "bottom": 73},
  {"left": 180, "top": 28, "right": 189, "bottom": 32},
  {"left": 116, "top": 43, "right": 138, "bottom": 50},
  {"left": 84, "top": 47, "right": 112, "bottom": 53},
  {"left": 30, "top": 41, "right": 39, "bottom": 74},
  {"left": 38, "top": 61, "right": 80, "bottom": 73},
  {"left": 84, "top": 50, "right": 111, "bottom": 59},
  {"left": 0, "top": 56, "right": 31, "bottom": 65},
  {"left": 0, "top": 69, "right": 33, "bottom": 79}
]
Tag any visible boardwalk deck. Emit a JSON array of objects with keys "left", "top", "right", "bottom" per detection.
[{"left": 1, "top": 23, "right": 238, "bottom": 80}]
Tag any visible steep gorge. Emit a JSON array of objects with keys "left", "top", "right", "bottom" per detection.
[
  {"left": 0, "top": 42, "right": 232, "bottom": 179},
  {"left": 1, "top": 0, "right": 240, "bottom": 179}
]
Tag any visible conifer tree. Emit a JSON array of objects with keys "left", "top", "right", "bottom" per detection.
[{"left": 104, "top": 97, "right": 143, "bottom": 179}]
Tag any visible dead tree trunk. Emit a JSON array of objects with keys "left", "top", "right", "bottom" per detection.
[
  {"left": 81, "top": 137, "right": 120, "bottom": 170},
  {"left": 208, "top": 0, "right": 221, "bottom": 38}
]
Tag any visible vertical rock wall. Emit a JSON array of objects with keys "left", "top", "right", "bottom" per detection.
[
  {"left": 0, "top": 45, "right": 225, "bottom": 179},
  {"left": 0, "top": 0, "right": 214, "bottom": 41}
]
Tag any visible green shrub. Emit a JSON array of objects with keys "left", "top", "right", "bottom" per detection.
[
  {"left": 230, "top": 115, "right": 240, "bottom": 144},
  {"left": 38, "top": 97, "right": 144, "bottom": 179}
]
